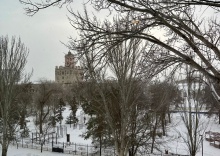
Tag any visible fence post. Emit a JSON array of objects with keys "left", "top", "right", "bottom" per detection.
[
  {"left": 75, "top": 143, "right": 77, "bottom": 155},
  {"left": 35, "top": 133, "right": 37, "bottom": 143},
  {"left": 87, "top": 144, "right": 88, "bottom": 156},
  {"left": 56, "top": 133, "right": 57, "bottom": 144},
  {"left": 52, "top": 133, "right": 54, "bottom": 148},
  {"left": 60, "top": 126, "right": 63, "bottom": 137}
]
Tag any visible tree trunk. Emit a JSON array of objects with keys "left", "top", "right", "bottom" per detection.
[
  {"left": 115, "top": 141, "right": 127, "bottom": 156},
  {"left": 161, "top": 114, "right": 166, "bottom": 136},
  {"left": 2, "top": 118, "right": 9, "bottom": 156},
  {"left": 218, "top": 109, "right": 220, "bottom": 124},
  {"left": 118, "top": 151, "right": 125, "bottom": 156},
  {"left": 41, "top": 143, "right": 43, "bottom": 153},
  {"left": 2, "top": 147, "right": 8, "bottom": 156},
  {"left": 40, "top": 121, "right": 43, "bottom": 134},
  {"left": 40, "top": 109, "right": 43, "bottom": 134},
  {"left": 129, "top": 146, "right": 136, "bottom": 156},
  {"left": 99, "top": 135, "right": 102, "bottom": 156},
  {"left": 2, "top": 140, "right": 8, "bottom": 156},
  {"left": 151, "top": 118, "right": 158, "bottom": 153},
  {"left": 168, "top": 112, "right": 171, "bottom": 123},
  {"left": 129, "top": 149, "right": 132, "bottom": 156},
  {"left": 191, "top": 151, "right": 196, "bottom": 156},
  {"left": 20, "top": 114, "right": 25, "bottom": 129}
]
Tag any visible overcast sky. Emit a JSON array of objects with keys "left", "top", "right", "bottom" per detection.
[
  {"left": 1, "top": 1, "right": 216, "bottom": 83},
  {"left": 0, "top": 0, "right": 88, "bottom": 83}
]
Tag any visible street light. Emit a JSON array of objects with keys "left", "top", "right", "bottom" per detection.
[{"left": 199, "top": 134, "right": 203, "bottom": 156}]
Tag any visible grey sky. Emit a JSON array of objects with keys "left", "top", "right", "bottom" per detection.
[
  {"left": 0, "top": 0, "right": 86, "bottom": 82},
  {"left": 1, "top": 1, "right": 215, "bottom": 83}
]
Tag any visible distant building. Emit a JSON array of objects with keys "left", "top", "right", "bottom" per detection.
[{"left": 55, "top": 51, "right": 83, "bottom": 84}]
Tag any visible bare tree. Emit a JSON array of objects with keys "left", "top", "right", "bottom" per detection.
[
  {"left": 20, "top": 0, "right": 220, "bottom": 16},
  {"left": 177, "top": 66, "right": 209, "bottom": 156},
  {"left": 19, "top": 0, "right": 220, "bottom": 105},
  {"left": 32, "top": 80, "right": 61, "bottom": 134},
  {"left": 15, "top": 83, "right": 33, "bottom": 137},
  {"left": 19, "top": 0, "right": 72, "bottom": 16},
  {"left": 64, "top": 2, "right": 219, "bottom": 106},
  {"left": 202, "top": 82, "right": 220, "bottom": 124},
  {"left": 74, "top": 37, "right": 161, "bottom": 156},
  {"left": 0, "top": 36, "right": 30, "bottom": 156},
  {"left": 148, "top": 81, "right": 182, "bottom": 139},
  {"left": 163, "top": 0, "right": 220, "bottom": 8},
  {"left": 20, "top": 0, "right": 220, "bottom": 104}
]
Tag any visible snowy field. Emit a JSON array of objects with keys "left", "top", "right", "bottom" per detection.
[
  {"left": 2, "top": 107, "right": 220, "bottom": 156},
  {"left": 163, "top": 113, "right": 220, "bottom": 156},
  {"left": 7, "top": 146, "right": 71, "bottom": 156},
  {"left": 5, "top": 106, "right": 94, "bottom": 156}
]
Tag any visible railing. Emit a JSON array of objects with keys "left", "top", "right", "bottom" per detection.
[
  {"left": 12, "top": 138, "right": 190, "bottom": 156},
  {"left": 12, "top": 140, "right": 115, "bottom": 156}
]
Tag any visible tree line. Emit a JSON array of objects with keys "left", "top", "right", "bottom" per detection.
[{"left": 0, "top": 36, "right": 218, "bottom": 156}]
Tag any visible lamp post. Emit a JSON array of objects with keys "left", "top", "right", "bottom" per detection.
[{"left": 200, "top": 134, "right": 203, "bottom": 156}]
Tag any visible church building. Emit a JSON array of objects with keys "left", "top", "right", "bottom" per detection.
[{"left": 55, "top": 51, "right": 83, "bottom": 84}]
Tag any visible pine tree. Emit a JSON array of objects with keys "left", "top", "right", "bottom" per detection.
[
  {"left": 50, "top": 98, "right": 66, "bottom": 127},
  {"left": 65, "top": 113, "right": 78, "bottom": 125}
]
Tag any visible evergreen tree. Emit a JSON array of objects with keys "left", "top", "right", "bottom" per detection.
[
  {"left": 51, "top": 98, "right": 66, "bottom": 127},
  {"left": 65, "top": 112, "right": 78, "bottom": 125}
]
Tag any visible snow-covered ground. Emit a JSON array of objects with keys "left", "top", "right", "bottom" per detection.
[
  {"left": 3, "top": 107, "right": 220, "bottom": 156},
  {"left": 25, "top": 106, "right": 91, "bottom": 145},
  {"left": 7, "top": 146, "right": 71, "bottom": 156},
  {"left": 4, "top": 106, "right": 93, "bottom": 156},
  {"left": 162, "top": 113, "right": 220, "bottom": 156}
]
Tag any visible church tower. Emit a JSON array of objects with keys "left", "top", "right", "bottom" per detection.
[
  {"left": 65, "top": 51, "right": 76, "bottom": 68},
  {"left": 55, "top": 51, "right": 83, "bottom": 84}
]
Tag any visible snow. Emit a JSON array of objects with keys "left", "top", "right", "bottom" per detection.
[
  {"left": 3, "top": 106, "right": 93, "bottom": 156},
  {"left": 25, "top": 106, "right": 91, "bottom": 145},
  {"left": 7, "top": 146, "right": 69, "bottom": 156},
  {"left": 2, "top": 106, "right": 220, "bottom": 156},
  {"left": 161, "top": 113, "right": 220, "bottom": 156}
]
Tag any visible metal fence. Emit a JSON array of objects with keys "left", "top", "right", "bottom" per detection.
[
  {"left": 12, "top": 140, "right": 115, "bottom": 156},
  {"left": 11, "top": 138, "right": 189, "bottom": 156},
  {"left": 12, "top": 141, "right": 190, "bottom": 156}
]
